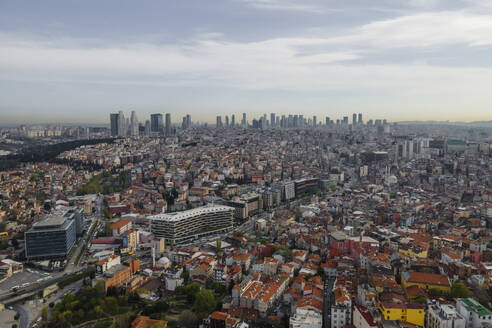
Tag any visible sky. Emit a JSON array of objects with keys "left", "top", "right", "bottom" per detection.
[{"left": 1, "top": 0, "right": 492, "bottom": 124}]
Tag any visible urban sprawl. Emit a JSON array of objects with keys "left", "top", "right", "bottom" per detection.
[{"left": 0, "top": 111, "right": 491, "bottom": 328}]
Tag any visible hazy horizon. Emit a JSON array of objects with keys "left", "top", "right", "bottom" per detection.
[{"left": 2, "top": 0, "right": 492, "bottom": 124}]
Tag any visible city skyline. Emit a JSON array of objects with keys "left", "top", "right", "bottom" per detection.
[{"left": 2, "top": 1, "right": 492, "bottom": 124}]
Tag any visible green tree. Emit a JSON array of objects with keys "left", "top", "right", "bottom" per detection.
[
  {"left": 151, "top": 324, "right": 168, "bottom": 328},
  {"left": 41, "top": 306, "right": 48, "bottom": 321},
  {"left": 216, "top": 239, "right": 222, "bottom": 254},
  {"left": 186, "top": 282, "right": 201, "bottom": 304},
  {"left": 94, "top": 305, "right": 105, "bottom": 318},
  {"left": 194, "top": 289, "right": 216, "bottom": 318},
  {"left": 317, "top": 266, "right": 326, "bottom": 281},
  {"left": 103, "top": 208, "right": 113, "bottom": 220},
  {"left": 178, "top": 310, "right": 198, "bottom": 328},
  {"left": 102, "top": 296, "right": 118, "bottom": 315},
  {"left": 181, "top": 271, "right": 190, "bottom": 284},
  {"left": 295, "top": 205, "right": 302, "bottom": 221},
  {"left": 114, "top": 313, "right": 132, "bottom": 328},
  {"left": 94, "top": 281, "right": 106, "bottom": 297},
  {"left": 451, "top": 281, "right": 471, "bottom": 298},
  {"left": 104, "top": 220, "right": 112, "bottom": 236}
]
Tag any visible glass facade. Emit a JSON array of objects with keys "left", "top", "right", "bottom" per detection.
[{"left": 25, "top": 217, "right": 76, "bottom": 260}]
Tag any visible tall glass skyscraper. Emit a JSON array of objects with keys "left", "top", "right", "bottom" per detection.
[{"left": 150, "top": 113, "right": 163, "bottom": 133}]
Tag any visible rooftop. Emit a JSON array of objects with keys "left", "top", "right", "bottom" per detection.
[
  {"left": 148, "top": 204, "right": 234, "bottom": 223},
  {"left": 459, "top": 298, "right": 492, "bottom": 316}
]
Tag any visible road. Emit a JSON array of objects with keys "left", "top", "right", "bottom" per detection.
[
  {"left": 0, "top": 271, "right": 65, "bottom": 300},
  {"left": 323, "top": 278, "right": 335, "bottom": 328},
  {"left": 12, "top": 303, "right": 30, "bottom": 328},
  {"left": 10, "top": 279, "right": 85, "bottom": 328}
]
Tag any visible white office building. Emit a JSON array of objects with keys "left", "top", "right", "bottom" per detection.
[{"left": 149, "top": 204, "right": 234, "bottom": 244}]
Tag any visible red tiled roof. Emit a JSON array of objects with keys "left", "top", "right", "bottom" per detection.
[
  {"left": 405, "top": 272, "right": 450, "bottom": 287},
  {"left": 210, "top": 311, "right": 229, "bottom": 321},
  {"left": 111, "top": 219, "right": 131, "bottom": 230}
]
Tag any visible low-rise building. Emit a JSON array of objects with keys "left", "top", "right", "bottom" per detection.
[
  {"left": 456, "top": 298, "right": 492, "bottom": 328},
  {"left": 401, "top": 271, "right": 451, "bottom": 294},
  {"left": 427, "top": 301, "right": 466, "bottom": 328}
]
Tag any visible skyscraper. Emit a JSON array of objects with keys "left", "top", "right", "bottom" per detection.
[
  {"left": 358, "top": 113, "right": 363, "bottom": 125},
  {"left": 150, "top": 114, "right": 163, "bottom": 133},
  {"left": 352, "top": 113, "right": 357, "bottom": 126},
  {"left": 165, "top": 113, "right": 171, "bottom": 135},
  {"left": 130, "top": 111, "right": 138, "bottom": 136},
  {"left": 216, "top": 116, "right": 223, "bottom": 128},
  {"left": 145, "top": 120, "right": 151, "bottom": 135},
  {"left": 225, "top": 115, "right": 229, "bottom": 128},
  {"left": 343, "top": 116, "right": 349, "bottom": 125},
  {"left": 270, "top": 113, "right": 276, "bottom": 128},
  {"left": 110, "top": 113, "right": 119, "bottom": 137},
  {"left": 325, "top": 116, "right": 330, "bottom": 126},
  {"left": 231, "top": 114, "right": 235, "bottom": 127},
  {"left": 186, "top": 114, "right": 191, "bottom": 129},
  {"left": 242, "top": 113, "right": 246, "bottom": 127},
  {"left": 118, "top": 110, "right": 126, "bottom": 137},
  {"left": 313, "top": 115, "right": 317, "bottom": 128}
]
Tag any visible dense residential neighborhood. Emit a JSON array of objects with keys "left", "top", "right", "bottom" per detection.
[{"left": 0, "top": 116, "right": 491, "bottom": 328}]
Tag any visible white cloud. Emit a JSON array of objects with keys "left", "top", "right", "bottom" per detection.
[
  {"left": 1, "top": 31, "right": 492, "bottom": 98},
  {"left": 326, "top": 11, "right": 492, "bottom": 48},
  {"left": 236, "top": 0, "right": 322, "bottom": 12},
  {"left": 1, "top": 9, "right": 492, "bottom": 97}
]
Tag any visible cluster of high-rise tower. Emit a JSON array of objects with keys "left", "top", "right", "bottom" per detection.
[
  {"left": 216, "top": 112, "right": 387, "bottom": 129},
  {"left": 110, "top": 111, "right": 388, "bottom": 136},
  {"left": 110, "top": 112, "right": 192, "bottom": 137}
]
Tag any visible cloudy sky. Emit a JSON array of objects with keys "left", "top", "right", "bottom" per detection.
[{"left": 1, "top": 0, "right": 492, "bottom": 124}]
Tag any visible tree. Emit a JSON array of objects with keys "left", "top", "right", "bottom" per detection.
[
  {"left": 451, "top": 281, "right": 471, "bottom": 298},
  {"left": 178, "top": 310, "right": 198, "bottom": 328},
  {"left": 295, "top": 205, "right": 302, "bottom": 222},
  {"left": 42, "top": 306, "right": 48, "bottom": 321},
  {"left": 181, "top": 271, "right": 190, "bottom": 284},
  {"left": 194, "top": 289, "right": 216, "bottom": 318},
  {"left": 185, "top": 282, "right": 201, "bottom": 304},
  {"left": 94, "top": 281, "right": 106, "bottom": 297},
  {"left": 317, "top": 266, "right": 326, "bottom": 281},
  {"left": 104, "top": 220, "right": 112, "bottom": 236},
  {"left": 94, "top": 305, "right": 104, "bottom": 318},
  {"left": 114, "top": 313, "right": 132, "bottom": 328},
  {"left": 216, "top": 239, "right": 222, "bottom": 254},
  {"left": 151, "top": 324, "right": 168, "bottom": 328},
  {"left": 102, "top": 296, "right": 118, "bottom": 315}
]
